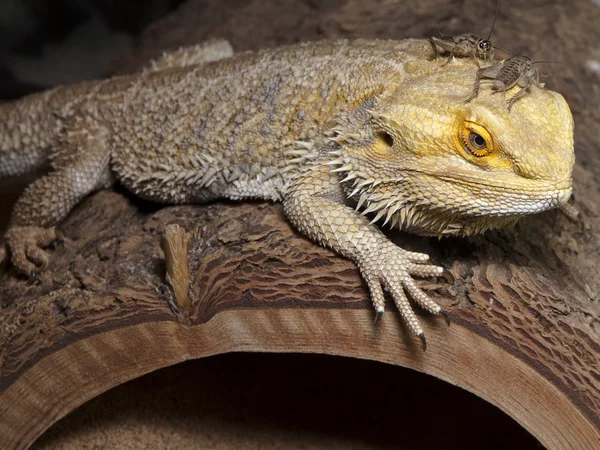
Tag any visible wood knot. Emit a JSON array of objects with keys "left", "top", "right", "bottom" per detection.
[{"left": 161, "top": 224, "right": 194, "bottom": 310}]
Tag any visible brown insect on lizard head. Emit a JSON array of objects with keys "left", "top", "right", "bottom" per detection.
[
  {"left": 431, "top": 33, "right": 494, "bottom": 60},
  {"left": 429, "top": 0, "right": 501, "bottom": 61},
  {"left": 328, "top": 63, "right": 575, "bottom": 238}
]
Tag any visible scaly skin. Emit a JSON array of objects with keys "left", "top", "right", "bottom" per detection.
[{"left": 0, "top": 39, "right": 575, "bottom": 346}]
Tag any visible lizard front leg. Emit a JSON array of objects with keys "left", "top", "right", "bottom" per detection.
[
  {"left": 284, "top": 161, "right": 448, "bottom": 349},
  {"left": 4, "top": 116, "right": 112, "bottom": 276}
]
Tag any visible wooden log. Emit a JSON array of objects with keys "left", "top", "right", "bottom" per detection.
[{"left": 1, "top": 0, "right": 599, "bottom": 448}]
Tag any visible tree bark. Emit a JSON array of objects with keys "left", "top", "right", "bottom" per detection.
[{"left": 1, "top": 0, "right": 599, "bottom": 448}]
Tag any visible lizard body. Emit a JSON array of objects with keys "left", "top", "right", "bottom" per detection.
[{"left": 0, "top": 39, "right": 575, "bottom": 345}]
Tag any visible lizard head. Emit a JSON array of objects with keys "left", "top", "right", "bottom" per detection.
[{"left": 328, "top": 59, "right": 575, "bottom": 236}]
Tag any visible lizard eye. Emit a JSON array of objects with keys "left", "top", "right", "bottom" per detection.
[
  {"left": 460, "top": 122, "right": 493, "bottom": 157},
  {"left": 478, "top": 40, "right": 491, "bottom": 51},
  {"left": 470, "top": 132, "right": 486, "bottom": 149}
]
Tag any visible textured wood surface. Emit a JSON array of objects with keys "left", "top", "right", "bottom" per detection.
[{"left": 1, "top": 0, "right": 599, "bottom": 448}]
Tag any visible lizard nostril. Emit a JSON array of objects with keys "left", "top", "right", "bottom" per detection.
[
  {"left": 514, "top": 164, "right": 537, "bottom": 179},
  {"left": 514, "top": 164, "right": 525, "bottom": 177}
]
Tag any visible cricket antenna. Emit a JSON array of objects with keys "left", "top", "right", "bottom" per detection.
[
  {"left": 493, "top": 45, "right": 515, "bottom": 57},
  {"left": 532, "top": 60, "right": 562, "bottom": 65},
  {"left": 487, "top": 0, "right": 501, "bottom": 40}
]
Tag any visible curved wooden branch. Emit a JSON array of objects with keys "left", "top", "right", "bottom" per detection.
[
  {"left": 1, "top": 0, "right": 600, "bottom": 448},
  {"left": 0, "top": 194, "right": 598, "bottom": 448},
  {"left": 1, "top": 311, "right": 597, "bottom": 449}
]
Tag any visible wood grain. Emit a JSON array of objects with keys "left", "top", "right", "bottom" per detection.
[
  {"left": 0, "top": 310, "right": 597, "bottom": 449},
  {"left": 1, "top": 197, "right": 598, "bottom": 448},
  {"left": 1, "top": 0, "right": 599, "bottom": 448}
]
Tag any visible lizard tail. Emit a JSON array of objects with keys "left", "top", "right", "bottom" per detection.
[{"left": 0, "top": 90, "right": 57, "bottom": 178}]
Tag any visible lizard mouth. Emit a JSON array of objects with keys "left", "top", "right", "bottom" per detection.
[
  {"left": 431, "top": 173, "right": 573, "bottom": 208},
  {"left": 428, "top": 172, "right": 573, "bottom": 194}
]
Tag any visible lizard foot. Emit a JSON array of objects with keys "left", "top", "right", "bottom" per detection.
[
  {"left": 358, "top": 241, "right": 446, "bottom": 348},
  {"left": 4, "top": 226, "right": 61, "bottom": 277}
]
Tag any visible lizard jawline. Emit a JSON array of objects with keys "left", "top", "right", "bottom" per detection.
[{"left": 331, "top": 163, "right": 564, "bottom": 237}]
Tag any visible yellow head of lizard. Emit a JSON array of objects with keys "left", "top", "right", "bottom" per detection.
[{"left": 331, "top": 58, "right": 575, "bottom": 236}]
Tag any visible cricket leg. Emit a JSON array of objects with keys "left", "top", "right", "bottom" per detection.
[
  {"left": 464, "top": 67, "right": 486, "bottom": 103},
  {"left": 465, "top": 63, "right": 501, "bottom": 103},
  {"left": 428, "top": 38, "right": 440, "bottom": 60},
  {"left": 441, "top": 50, "right": 455, "bottom": 66},
  {"left": 507, "top": 75, "right": 534, "bottom": 111}
]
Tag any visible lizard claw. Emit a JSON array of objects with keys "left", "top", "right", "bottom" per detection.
[
  {"left": 439, "top": 308, "right": 451, "bottom": 327},
  {"left": 418, "top": 333, "right": 427, "bottom": 352},
  {"left": 55, "top": 228, "right": 66, "bottom": 245},
  {"left": 28, "top": 272, "right": 40, "bottom": 285},
  {"left": 4, "top": 226, "right": 60, "bottom": 277},
  {"left": 441, "top": 269, "right": 455, "bottom": 285}
]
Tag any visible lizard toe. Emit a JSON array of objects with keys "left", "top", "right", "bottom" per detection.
[
  {"left": 401, "top": 249, "right": 430, "bottom": 264},
  {"left": 25, "top": 246, "right": 51, "bottom": 270},
  {"left": 403, "top": 278, "right": 443, "bottom": 315},
  {"left": 5, "top": 226, "right": 60, "bottom": 276},
  {"left": 383, "top": 274, "right": 424, "bottom": 337},
  {"left": 360, "top": 268, "right": 386, "bottom": 319},
  {"left": 11, "top": 249, "right": 38, "bottom": 278},
  {"left": 406, "top": 262, "right": 444, "bottom": 278}
]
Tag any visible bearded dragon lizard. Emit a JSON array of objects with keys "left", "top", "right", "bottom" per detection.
[{"left": 0, "top": 39, "right": 575, "bottom": 348}]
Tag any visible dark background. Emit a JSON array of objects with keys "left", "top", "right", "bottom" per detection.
[
  {"left": 0, "top": 0, "right": 184, "bottom": 99},
  {"left": 0, "top": 0, "right": 184, "bottom": 232}
]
